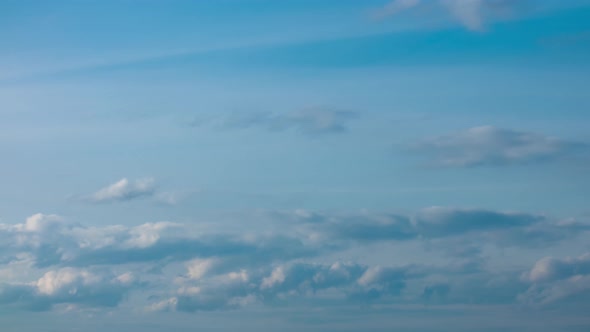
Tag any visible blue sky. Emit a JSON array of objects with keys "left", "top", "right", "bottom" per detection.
[{"left": 1, "top": 1, "right": 590, "bottom": 331}]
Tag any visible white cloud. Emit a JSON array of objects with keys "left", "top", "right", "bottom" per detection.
[
  {"left": 90, "top": 178, "right": 156, "bottom": 203},
  {"left": 260, "top": 266, "right": 286, "bottom": 289},
  {"left": 20, "top": 213, "right": 63, "bottom": 233},
  {"left": 36, "top": 268, "right": 100, "bottom": 295},
  {"left": 521, "top": 253, "right": 590, "bottom": 304},
  {"left": 124, "top": 222, "right": 179, "bottom": 249},
  {"left": 523, "top": 253, "right": 590, "bottom": 283},
  {"left": 0, "top": 267, "right": 138, "bottom": 311},
  {"left": 186, "top": 258, "right": 217, "bottom": 280},
  {"left": 0, "top": 209, "right": 588, "bottom": 313}
]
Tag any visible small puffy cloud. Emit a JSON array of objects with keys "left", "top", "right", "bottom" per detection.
[
  {"left": 19, "top": 213, "right": 63, "bottom": 233},
  {"left": 260, "top": 266, "right": 286, "bottom": 290},
  {"left": 186, "top": 258, "right": 217, "bottom": 280},
  {"left": 123, "top": 222, "right": 180, "bottom": 249},
  {"left": 411, "top": 126, "right": 588, "bottom": 167},
  {"left": 219, "top": 107, "right": 359, "bottom": 135},
  {"left": 354, "top": 266, "right": 407, "bottom": 299},
  {"left": 90, "top": 178, "right": 156, "bottom": 203}
]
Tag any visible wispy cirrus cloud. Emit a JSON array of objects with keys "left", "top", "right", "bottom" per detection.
[
  {"left": 374, "top": 0, "right": 524, "bottom": 31},
  {"left": 194, "top": 107, "right": 359, "bottom": 136},
  {"left": 410, "top": 126, "right": 589, "bottom": 168}
]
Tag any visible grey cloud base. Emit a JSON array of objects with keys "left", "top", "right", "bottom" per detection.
[{"left": 410, "top": 126, "right": 589, "bottom": 167}]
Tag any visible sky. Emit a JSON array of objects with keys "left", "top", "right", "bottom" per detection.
[{"left": 1, "top": 0, "right": 590, "bottom": 331}]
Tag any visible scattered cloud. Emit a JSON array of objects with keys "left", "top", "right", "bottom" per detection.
[
  {"left": 89, "top": 178, "right": 156, "bottom": 203},
  {"left": 0, "top": 209, "right": 588, "bottom": 312},
  {"left": 410, "top": 126, "right": 589, "bottom": 167}
]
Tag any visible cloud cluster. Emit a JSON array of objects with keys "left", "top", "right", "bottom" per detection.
[
  {"left": 155, "top": 262, "right": 423, "bottom": 312},
  {"left": 0, "top": 214, "right": 317, "bottom": 271},
  {"left": 0, "top": 208, "right": 588, "bottom": 313},
  {"left": 0, "top": 268, "right": 137, "bottom": 311},
  {"left": 411, "top": 126, "right": 588, "bottom": 167}
]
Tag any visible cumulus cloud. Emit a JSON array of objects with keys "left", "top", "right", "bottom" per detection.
[
  {"left": 411, "top": 126, "right": 589, "bottom": 167},
  {"left": 0, "top": 268, "right": 137, "bottom": 311},
  {"left": 157, "top": 261, "right": 417, "bottom": 312},
  {"left": 374, "top": 0, "right": 522, "bottom": 31},
  {"left": 90, "top": 178, "right": 156, "bottom": 203},
  {"left": 520, "top": 253, "right": 590, "bottom": 304},
  {"left": 217, "top": 107, "right": 359, "bottom": 135},
  {"left": 0, "top": 209, "right": 588, "bottom": 313},
  {"left": 0, "top": 214, "right": 318, "bottom": 271},
  {"left": 523, "top": 253, "right": 590, "bottom": 283}
]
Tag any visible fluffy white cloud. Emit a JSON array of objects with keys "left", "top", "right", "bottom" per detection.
[
  {"left": 90, "top": 178, "right": 156, "bottom": 203},
  {"left": 0, "top": 209, "right": 588, "bottom": 313},
  {"left": 186, "top": 258, "right": 217, "bottom": 280},
  {"left": 0, "top": 267, "right": 138, "bottom": 311},
  {"left": 260, "top": 266, "right": 286, "bottom": 290}
]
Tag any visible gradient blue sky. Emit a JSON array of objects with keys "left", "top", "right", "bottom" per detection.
[{"left": 1, "top": 1, "right": 590, "bottom": 331}]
